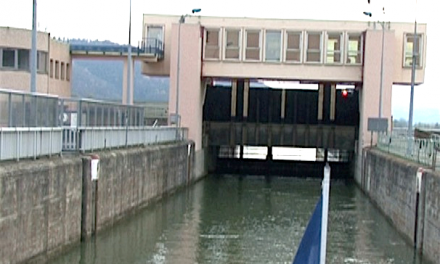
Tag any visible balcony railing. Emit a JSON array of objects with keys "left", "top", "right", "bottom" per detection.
[
  {"left": 138, "top": 38, "right": 164, "bottom": 59},
  {"left": 69, "top": 38, "right": 164, "bottom": 59}
]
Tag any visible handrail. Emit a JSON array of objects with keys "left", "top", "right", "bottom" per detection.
[
  {"left": 69, "top": 38, "right": 164, "bottom": 59},
  {"left": 377, "top": 133, "right": 440, "bottom": 171}
]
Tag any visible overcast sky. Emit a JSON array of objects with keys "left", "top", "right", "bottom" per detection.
[{"left": 0, "top": 0, "right": 438, "bottom": 121}]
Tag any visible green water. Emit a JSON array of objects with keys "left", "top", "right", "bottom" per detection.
[{"left": 46, "top": 175, "right": 434, "bottom": 264}]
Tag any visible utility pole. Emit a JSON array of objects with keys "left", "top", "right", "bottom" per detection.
[
  {"left": 127, "top": 0, "right": 133, "bottom": 105},
  {"left": 31, "top": 0, "right": 37, "bottom": 93}
]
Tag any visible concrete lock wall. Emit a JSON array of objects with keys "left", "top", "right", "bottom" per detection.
[
  {"left": 361, "top": 149, "right": 440, "bottom": 263},
  {"left": 81, "top": 141, "right": 197, "bottom": 236},
  {"left": 0, "top": 157, "right": 83, "bottom": 264},
  {"left": 0, "top": 141, "right": 204, "bottom": 264}
]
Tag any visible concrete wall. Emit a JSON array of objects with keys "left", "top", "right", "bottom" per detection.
[
  {"left": 81, "top": 142, "right": 198, "bottom": 235},
  {"left": 0, "top": 157, "right": 83, "bottom": 264},
  {"left": 0, "top": 141, "right": 206, "bottom": 264},
  {"left": 361, "top": 149, "right": 440, "bottom": 263}
]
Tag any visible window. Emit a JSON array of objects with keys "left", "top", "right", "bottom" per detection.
[
  {"left": 204, "top": 29, "right": 220, "bottom": 59},
  {"left": 306, "top": 32, "right": 322, "bottom": 63},
  {"left": 146, "top": 25, "right": 164, "bottom": 50},
  {"left": 18, "top": 49, "right": 30, "bottom": 70},
  {"left": 245, "top": 30, "right": 261, "bottom": 61},
  {"left": 50, "top": 59, "right": 54, "bottom": 78},
  {"left": 66, "top": 63, "right": 70, "bottom": 81},
  {"left": 55, "top": 60, "right": 59, "bottom": 79},
  {"left": 146, "top": 25, "right": 163, "bottom": 41},
  {"left": 285, "top": 32, "right": 302, "bottom": 63},
  {"left": 61, "top": 62, "right": 65, "bottom": 80},
  {"left": 265, "top": 30, "right": 282, "bottom": 62},
  {"left": 326, "top": 33, "right": 342, "bottom": 63},
  {"left": 37, "top": 51, "right": 48, "bottom": 73},
  {"left": 225, "top": 29, "right": 241, "bottom": 60},
  {"left": 346, "top": 34, "right": 362, "bottom": 64},
  {"left": 2, "top": 49, "right": 15, "bottom": 68},
  {"left": 404, "top": 33, "right": 423, "bottom": 68}
]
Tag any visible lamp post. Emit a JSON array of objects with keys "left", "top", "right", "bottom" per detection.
[
  {"left": 126, "top": 0, "right": 133, "bottom": 105},
  {"left": 31, "top": 0, "right": 37, "bottom": 93},
  {"left": 175, "top": 9, "right": 201, "bottom": 128},
  {"left": 407, "top": 21, "right": 418, "bottom": 155}
]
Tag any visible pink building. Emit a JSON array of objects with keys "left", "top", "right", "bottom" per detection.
[{"left": 141, "top": 14, "right": 427, "bottom": 174}]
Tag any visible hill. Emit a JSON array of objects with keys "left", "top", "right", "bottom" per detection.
[{"left": 69, "top": 39, "right": 169, "bottom": 102}]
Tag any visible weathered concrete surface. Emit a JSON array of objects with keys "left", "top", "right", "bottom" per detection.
[
  {"left": 362, "top": 148, "right": 440, "bottom": 263},
  {"left": 422, "top": 170, "right": 440, "bottom": 262},
  {"left": 0, "top": 157, "right": 83, "bottom": 264},
  {"left": 81, "top": 141, "right": 200, "bottom": 236},
  {"left": 0, "top": 141, "right": 206, "bottom": 264}
]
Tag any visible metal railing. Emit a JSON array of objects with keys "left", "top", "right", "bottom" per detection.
[
  {"left": 0, "top": 88, "right": 59, "bottom": 127},
  {"left": 139, "top": 38, "right": 164, "bottom": 59},
  {"left": 70, "top": 38, "right": 164, "bottom": 59},
  {"left": 0, "top": 89, "right": 187, "bottom": 159},
  {"left": 0, "top": 127, "right": 63, "bottom": 161},
  {"left": 377, "top": 133, "right": 440, "bottom": 170},
  {"left": 60, "top": 98, "right": 145, "bottom": 127},
  {"left": 63, "top": 126, "right": 187, "bottom": 152}
]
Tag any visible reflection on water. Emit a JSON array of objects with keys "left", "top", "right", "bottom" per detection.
[{"left": 47, "top": 175, "right": 433, "bottom": 264}]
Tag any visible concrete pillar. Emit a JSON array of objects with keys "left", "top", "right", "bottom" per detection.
[
  {"left": 361, "top": 30, "right": 395, "bottom": 147},
  {"left": 330, "top": 84, "right": 336, "bottom": 121},
  {"left": 231, "top": 79, "right": 237, "bottom": 118},
  {"left": 122, "top": 58, "right": 134, "bottom": 105},
  {"left": 169, "top": 23, "right": 203, "bottom": 150},
  {"left": 281, "top": 89, "right": 286, "bottom": 120},
  {"left": 243, "top": 79, "right": 249, "bottom": 119},
  {"left": 318, "top": 83, "right": 324, "bottom": 121}
]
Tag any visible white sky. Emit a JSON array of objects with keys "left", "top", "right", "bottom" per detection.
[{"left": 0, "top": 0, "right": 438, "bottom": 121}]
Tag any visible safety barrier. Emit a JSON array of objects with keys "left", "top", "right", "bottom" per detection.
[
  {"left": 0, "top": 127, "right": 63, "bottom": 161},
  {"left": 62, "top": 126, "right": 187, "bottom": 152},
  {"left": 377, "top": 133, "right": 440, "bottom": 170}
]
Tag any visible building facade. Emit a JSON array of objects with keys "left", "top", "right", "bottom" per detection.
[
  {"left": 141, "top": 15, "right": 427, "bottom": 153},
  {"left": 0, "top": 26, "right": 71, "bottom": 97}
]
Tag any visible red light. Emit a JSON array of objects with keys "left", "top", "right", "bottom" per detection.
[{"left": 342, "top": 90, "right": 348, "bottom": 98}]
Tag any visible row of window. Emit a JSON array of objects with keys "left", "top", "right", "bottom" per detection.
[
  {"left": 0, "top": 48, "right": 48, "bottom": 73},
  {"left": 203, "top": 28, "right": 423, "bottom": 67},
  {"left": 204, "top": 29, "right": 363, "bottom": 65},
  {"left": 0, "top": 47, "right": 73, "bottom": 79},
  {"left": 49, "top": 59, "right": 70, "bottom": 81}
]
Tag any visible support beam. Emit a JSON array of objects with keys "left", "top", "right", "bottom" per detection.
[
  {"left": 281, "top": 89, "right": 286, "bottom": 119},
  {"left": 122, "top": 59, "right": 134, "bottom": 105},
  {"left": 243, "top": 79, "right": 249, "bottom": 119},
  {"left": 231, "top": 79, "right": 237, "bottom": 118},
  {"left": 318, "top": 84, "right": 324, "bottom": 121},
  {"left": 330, "top": 84, "right": 336, "bottom": 121}
]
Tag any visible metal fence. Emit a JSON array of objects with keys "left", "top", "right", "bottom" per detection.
[
  {"left": 0, "top": 127, "right": 63, "bottom": 161},
  {"left": 0, "top": 89, "right": 188, "bottom": 160},
  {"left": 60, "top": 98, "right": 145, "bottom": 127},
  {"left": 63, "top": 126, "right": 187, "bottom": 152},
  {"left": 0, "top": 89, "right": 59, "bottom": 127},
  {"left": 377, "top": 133, "right": 440, "bottom": 170}
]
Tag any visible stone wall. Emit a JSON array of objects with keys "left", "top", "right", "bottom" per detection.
[
  {"left": 362, "top": 149, "right": 440, "bottom": 263},
  {"left": 0, "top": 157, "right": 83, "bottom": 264},
  {"left": 0, "top": 141, "right": 205, "bottom": 264}
]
